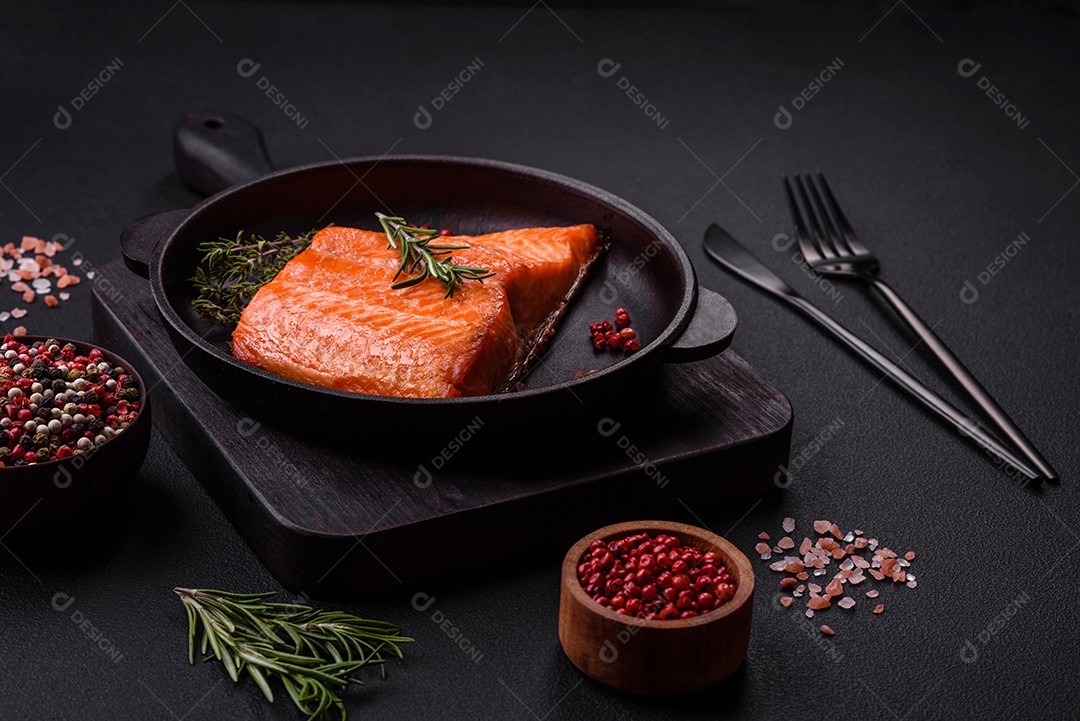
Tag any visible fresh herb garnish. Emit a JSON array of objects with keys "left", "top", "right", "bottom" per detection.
[
  {"left": 376, "top": 213, "right": 495, "bottom": 298},
  {"left": 191, "top": 229, "right": 315, "bottom": 325},
  {"left": 175, "top": 587, "right": 412, "bottom": 721}
]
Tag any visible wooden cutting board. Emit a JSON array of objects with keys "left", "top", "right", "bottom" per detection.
[{"left": 92, "top": 259, "right": 792, "bottom": 599}]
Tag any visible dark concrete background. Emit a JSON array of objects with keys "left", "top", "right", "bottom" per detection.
[{"left": 2, "top": 1, "right": 1077, "bottom": 718}]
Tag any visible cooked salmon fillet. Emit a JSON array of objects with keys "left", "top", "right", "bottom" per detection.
[{"left": 231, "top": 224, "right": 601, "bottom": 398}]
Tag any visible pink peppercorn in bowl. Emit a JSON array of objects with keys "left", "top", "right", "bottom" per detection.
[
  {"left": 558, "top": 520, "right": 754, "bottom": 695},
  {"left": 0, "top": 335, "right": 151, "bottom": 537}
]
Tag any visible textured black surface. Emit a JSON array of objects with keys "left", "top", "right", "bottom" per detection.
[{"left": 2, "top": 1, "right": 1079, "bottom": 719}]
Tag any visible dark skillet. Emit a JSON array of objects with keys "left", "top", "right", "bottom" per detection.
[{"left": 120, "top": 112, "right": 737, "bottom": 440}]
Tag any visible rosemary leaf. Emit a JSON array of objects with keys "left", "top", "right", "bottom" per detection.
[
  {"left": 175, "top": 587, "right": 412, "bottom": 721},
  {"left": 376, "top": 213, "right": 495, "bottom": 297}
]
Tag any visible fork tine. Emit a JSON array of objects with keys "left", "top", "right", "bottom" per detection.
[
  {"left": 794, "top": 175, "right": 837, "bottom": 259},
  {"left": 783, "top": 175, "right": 824, "bottom": 264},
  {"left": 805, "top": 174, "right": 853, "bottom": 257},
  {"left": 816, "top": 172, "right": 869, "bottom": 255}
]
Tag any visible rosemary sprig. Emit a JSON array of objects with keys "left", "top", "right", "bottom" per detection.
[
  {"left": 376, "top": 213, "right": 495, "bottom": 298},
  {"left": 175, "top": 587, "right": 413, "bottom": 721},
  {"left": 190, "top": 229, "right": 316, "bottom": 325}
]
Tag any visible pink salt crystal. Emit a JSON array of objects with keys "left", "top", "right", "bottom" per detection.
[
  {"left": 813, "top": 520, "right": 830, "bottom": 534},
  {"left": 873, "top": 604, "right": 884, "bottom": 614},
  {"left": 10, "top": 308, "right": 26, "bottom": 318},
  {"left": 799, "top": 537, "right": 812, "bottom": 555},
  {"left": 806, "top": 609, "right": 814, "bottom": 618},
  {"left": 755, "top": 542, "right": 770, "bottom": 555},
  {"left": 778, "top": 537, "right": 795, "bottom": 550},
  {"left": 807, "top": 595, "right": 831, "bottom": 610},
  {"left": 904, "top": 551, "right": 915, "bottom": 561},
  {"left": 758, "top": 532, "right": 770, "bottom": 541},
  {"left": 854, "top": 537, "right": 868, "bottom": 549},
  {"left": 784, "top": 560, "right": 805, "bottom": 573},
  {"left": 780, "top": 597, "right": 793, "bottom": 607},
  {"left": 782, "top": 517, "right": 795, "bottom": 533},
  {"left": 825, "top": 578, "right": 843, "bottom": 596},
  {"left": 829, "top": 524, "right": 843, "bottom": 539},
  {"left": 769, "top": 560, "right": 787, "bottom": 571},
  {"left": 869, "top": 570, "right": 885, "bottom": 581},
  {"left": 795, "top": 584, "right": 805, "bottom": 594},
  {"left": 59, "top": 292, "right": 70, "bottom": 301},
  {"left": 906, "top": 580, "right": 917, "bottom": 589},
  {"left": 866, "top": 590, "right": 879, "bottom": 598},
  {"left": 820, "top": 624, "right": 835, "bottom": 636},
  {"left": 773, "top": 546, "right": 783, "bottom": 554},
  {"left": 808, "top": 583, "right": 822, "bottom": 594},
  {"left": 854, "top": 529, "right": 863, "bottom": 536},
  {"left": 837, "top": 597, "right": 855, "bottom": 610},
  {"left": 796, "top": 571, "right": 809, "bottom": 581}
]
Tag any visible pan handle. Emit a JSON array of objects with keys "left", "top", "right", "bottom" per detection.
[
  {"left": 659, "top": 286, "right": 738, "bottom": 363},
  {"left": 120, "top": 209, "right": 191, "bottom": 279},
  {"left": 174, "top": 111, "right": 275, "bottom": 196}
]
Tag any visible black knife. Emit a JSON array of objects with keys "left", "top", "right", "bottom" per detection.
[{"left": 702, "top": 223, "right": 1040, "bottom": 484}]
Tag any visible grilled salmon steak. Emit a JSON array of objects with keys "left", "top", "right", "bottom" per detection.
[{"left": 231, "top": 224, "right": 602, "bottom": 398}]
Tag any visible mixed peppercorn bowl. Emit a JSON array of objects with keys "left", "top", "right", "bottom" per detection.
[{"left": 0, "top": 335, "right": 151, "bottom": 535}]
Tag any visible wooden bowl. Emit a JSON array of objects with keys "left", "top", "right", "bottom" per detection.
[
  {"left": 559, "top": 520, "right": 754, "bottom": 695},
  {"left": 0, "top": 335, "right": 152, "bottom": 537}
]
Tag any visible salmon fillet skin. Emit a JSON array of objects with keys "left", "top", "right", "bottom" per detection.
[{"left": 231, "top": 224, "right": 602, "bottom": 398}]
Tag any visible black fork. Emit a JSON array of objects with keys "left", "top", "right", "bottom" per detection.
[{"left": 784, "top": 172, "right": 1057, "bottom": 482}]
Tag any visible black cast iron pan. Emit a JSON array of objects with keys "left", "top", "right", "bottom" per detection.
[{"left": 120, "top": 112, "right": 737, "bottom": 441}]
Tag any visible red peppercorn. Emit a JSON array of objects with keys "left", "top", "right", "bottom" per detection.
[
  {"left": 624, "top": 339, "right": 641, "bottom": 353},
  {"left": 605, "top": 331, "right": 623, "bottom": 349},
  {"left": 600, "top": 319, "right": 613, "bottom": 333},
  {"left": 592, "top": 334, "right": 607, "bottom": 350},
  {"left": 439, "top": 229, "right": 453, "bottom": 236},
  {"left": 578, "top": 531, "right": 737, "bottom": 620}
]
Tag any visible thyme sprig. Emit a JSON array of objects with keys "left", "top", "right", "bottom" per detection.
[
  {"left": 190, "top": 229, "right": 316, "bottom": 325},
  {"left": 376, "top": 213, "right": 495, "bottom": 297},
  {"left": 175, "top": 587, "right": 413, "bottom": 721}
]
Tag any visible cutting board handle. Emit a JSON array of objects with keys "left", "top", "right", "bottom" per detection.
[
  {"left": 660, "top": 286, "right": 738, "bottom": 363},
  {"left": 174, "top": 111, "right": 275, "bottom": 196}
]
